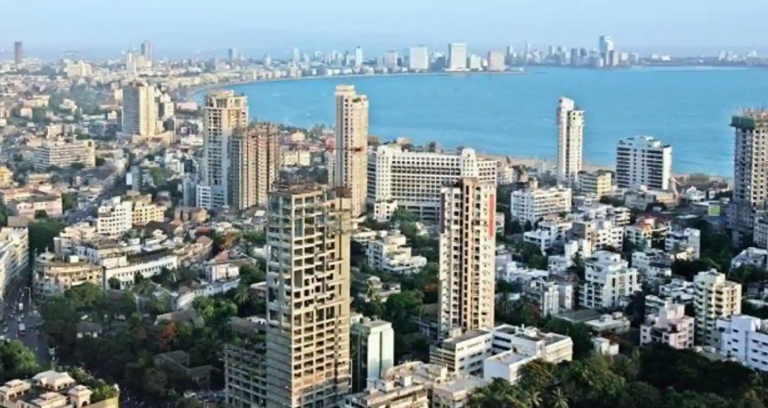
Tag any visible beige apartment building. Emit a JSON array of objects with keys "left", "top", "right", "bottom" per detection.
[
  {"left": 578, "top": 170, "right": 613, "bottom": 197},
  {"left": 729, "top": 110, "right": 768, "bottom": 241},
  {"left": 438, "top": 178, "right": 496, "bottom": 337},
  {"left": 0, "top": 167, "right": 13, "bottom": 188},
  {"left": 126, "top": 193, "right": 165, "bottom": 226},
  {"left": 265, "top": 183, "right": 352, "bottom": 408},
  {"left": 9, "top": 194, "right": 63, "bottom": 219},
  {"left": 203, "top": 90, "right": 248, "bottom": 208},
  {"left": 0, "top": 370, "right": 118, "bottom": 408},
  {"left": 367, "top": 145, "right": 498, "bottom": 221},
  {"left": 694, "top": 270, "right": 742, "bottom": 348},
  {"left": 231, "top": 123, "right": 281, "bottom": 210},
  {"left": 33, "top": 253, "right": 104, "bottom": 298},
  {"left": 33, "top": 139, "right": 95, "bottom": 171},
  {"left": 122, "top": 80, "right": 157, "bottom": 136},
  {"left": 334, "top": 85, "right": 369, "bottom": 216}
]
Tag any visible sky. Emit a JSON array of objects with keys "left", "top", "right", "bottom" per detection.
[{"left": 1, "top": 0, "right": 767, "bottom": 59}]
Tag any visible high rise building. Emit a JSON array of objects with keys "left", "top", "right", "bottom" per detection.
[
  {"left": 487, "top": 51, "right": 505, "bottom": 72},
  {"left": 265, "top": 183, "right": 352, "bottom": 408},
  {"left": 351, "top": 318, "right": 395, "bottom": 393},
  {"left": 729, "top": 110, "right": 768, "bottom": 240},
  {"left": 334, "top": 85, "right": 369, "bottom": 216},
  {"left": 228, "top": 47, "right": 239, "bottom": 63},
  {"left": 292, "top": 47, "right": 300, "bottom": 63},
  {"left": 13, "top": 41, "right": 23, "bottom": 65},
  {"left": 140, "top": 40, "right": 153, "bottom": 64},
  {"left": 556, "top": 97, "right": 584, "bottom": 186},
  {"left": 438, "top": 177, "right": 496, "bottom": 337},
  {"left": 598, "top": 35, "right": 614, "bottom": 63},
  {"left": 448, "top": 43, "right": 467, "bottom": 71},
  {"left": 383, "top": 51, "right": 399, "bottom": 69},
  {"left": 368, "top": 145, "right": 497, "bottom": 222},
  {"left": 409, "top": 45, "right": 429, "bottom": 71},
  {"left": 355, "top": 46, "right": 364, "bottom": 67},
  {"left": 616, "top": 136, "right": 673, "bottom": 191},
  {"left": 694, "top": 270, "right": 742, "bottom": 347},
  {"left": 122, "top": 81, "right": 157, "bottom": 137},
  {"left": 202, "top": 90, "right": 248, "bottom": 209},
  {"left": 231, "top": 123, "right": 281, "bottom": 210}
]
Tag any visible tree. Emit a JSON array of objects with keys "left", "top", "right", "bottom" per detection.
[
  {"left": 29, "top": 219, "right": 66, "bottom": 256},
  {"left": 34, "top": 210, "right": 48, "bottom": 219},
  {"left": 70, "top": 162, "right": 85, "bottom": 170},
  {"left": 524, "top": 220, "right": 534, "bottom": 232},
  {"left": 0, "top": 204, "right": 9, "bottom": 227},
  {"left": 234, "top": 286, "right": 251, "bottom": 306},
  {"left": 61, "top": 193, "right": 77, "bottom": 212},
  {"left": 95, "top": 157, "right": 106, "bottom": 167}
]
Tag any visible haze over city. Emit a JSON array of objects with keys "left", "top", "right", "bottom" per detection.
[{"left": 2, "top": 0, "right": 768, "bottom": 59}]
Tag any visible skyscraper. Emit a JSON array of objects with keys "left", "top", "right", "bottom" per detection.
[
  {"left": 615, "top": 136, "right": 672, "bottom": 191},
  {"left": 487, "top": 50, "right": 505, "bottom": 72},
  {"left": 231, "top": 123, "right": 280, "bottom": 210},
  {"left": 694, "top": 270, "right": 741, "bottom": 348},
  {"left": 409, "top": 45, "right": 429, "bottom": 71},
  {"left": 438, "top": 177, "right": 496, "bottom": 337},
  {"left": 448, "top": 43, "right": 467, "bottom": 71},
  {"left": 556, "top": 97, "right": 584, "bottom": 186},
  {"left": 729, "top": 109, "right": 768, "bottom": 239},
  {"left": 228, "top": 47, "right": 239, "bottom": 63},
  {"left": 355, "top": 46, "right": 364, "bottom": 67},
  {"left": 265, "top": 183, "right": 352, "bottom": 408},
  {"left": 121, "top": 81, "right": 157, "bottom": 136},
  {"left": 383, "top": 51, "right": 399, "bottom": 69},
  {"left": 334, "top": 85, "right": 369, "bottom": 216},
  {"left": 13, "top": 41, "right": 23, "bottom": 65},
  {"left": 203, "top": 90, "right": 248, "bottom": 208},
  {"left": 598, "top": 35, "right": 614, "bottom": 65},
  {"left": 140, "top": 40, "right": 153, "bottom": 63}
]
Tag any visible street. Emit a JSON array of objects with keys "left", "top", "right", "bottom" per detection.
[{"left": 2, "top": 279, "right": 50, "bottom": 365}]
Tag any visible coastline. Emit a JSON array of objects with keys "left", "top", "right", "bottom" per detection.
[
  {"left": 186, "top": 70, "right": 525, "bottom": 99},
  {"left": 185, "top": 68, "right": 735, "bottom": 182}
]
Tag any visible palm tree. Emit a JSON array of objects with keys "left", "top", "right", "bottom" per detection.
[
  {"left": 549, "top": 388, "right": 569, "bottom": 408},
  {"left": 234, "top": 286, "right": 251, "bottom": 306},
  {"left": 523, "top": 390, "right": 542, "bottom": 408}
]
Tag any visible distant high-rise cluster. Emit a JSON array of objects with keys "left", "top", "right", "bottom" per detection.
[{"left": 556, "top": 97, "right": 584, "bottom": 186}]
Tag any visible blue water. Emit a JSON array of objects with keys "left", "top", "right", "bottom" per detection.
[{"left": 212, "top": 67, "right": 768, "bottom": 176}]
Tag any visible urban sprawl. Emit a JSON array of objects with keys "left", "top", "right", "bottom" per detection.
[{"left": 0, "top": 37, "right": 766, "bottom": 408}]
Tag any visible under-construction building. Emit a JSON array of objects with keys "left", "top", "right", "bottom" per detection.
[
  {"left": 224, "top": 317, "right": 268, "bottom": 408},
  {"left": 265, "top": 182, "right": 353, "bottom": 408}
]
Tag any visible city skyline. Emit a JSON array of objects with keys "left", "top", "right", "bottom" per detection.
[{"left": 1, "top": 0, "right": 768, "bottom": 59}]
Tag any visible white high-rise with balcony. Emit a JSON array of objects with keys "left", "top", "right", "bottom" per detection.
[
  {"left": 717, "top": 315, "right": 768, "bottom": 372},
  {"left": 616, "top": 136, "right": 672, "bottom": 191},
  {"left": 556, "top": 98, "right": 584, "bottom": 186},
  {"left": 438, "top": 178, "right": 496, "bottom": 337},
  {"left": 448, "top": 43, "right": 467, "bottom": 71},
  {"left": 579, "top": 251, "right": 640, "bottom": 309}
]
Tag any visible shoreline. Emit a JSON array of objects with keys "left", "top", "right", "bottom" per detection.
[{"left": 185, "top": 68, "right": 736, "bottom": 181}]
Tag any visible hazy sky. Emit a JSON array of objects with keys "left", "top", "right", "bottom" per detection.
[{"left": 2, "top": 0, "right": 767, "bottom": 58}]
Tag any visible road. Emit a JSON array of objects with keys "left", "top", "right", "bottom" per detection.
[{"left": 2, "top": 278, "right": 50, "bottom": 365}]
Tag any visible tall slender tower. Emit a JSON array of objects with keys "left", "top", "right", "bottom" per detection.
[
  {"left": 231, "top": 123, "right": 281, "bottom": 210},
  {"left": 122, "top": 81, "right": 157, "bottom": 136},
  {"left": 334, "top": 85, "right": 369, "bottom": 216},
  {"left": 140, "top": 40, "right": 153, "bottom": 63},
  {"left": 13, "top": 42, "right": 23, "bottom": 65},
  {"left": 203, "top": 90, "right": 248, "bottom": 208},
  {"left": 729, "top": 109, "right": 768, "bottom": 242},
  {"left": 438, "top": 177, "right": 496, "bottom": 337},
  {"left": 557, "top": 97, "right": 584, "bottom": 186},
  {"left": 265, "top": 183, "right": 352, "bottom": 408}
]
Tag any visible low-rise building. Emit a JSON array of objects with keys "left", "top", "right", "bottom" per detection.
[
  {"left": 0, "top": 370, "right": 118, "bottom": 408},
  {"left": 97, "top": 197, "right": 133, "bottom": 237},
  {"left": 33, "top": 139, "right": 96, "bottom": 171},
  {"left": 483, "top": 325, "right": 573, "bottom": 384},
  {"left": 731, "top": 247, "right": 768, "bottom": 270},
  {"left": 345, "top": 375, "right": 428, "bottom": 408},
  {"left": 570, "top": 219, "right": 623, "bottom": 250},
  {"left": 583, "top": 312, "right": 631, "bottom": 334},
  {"left": 624, "top": 216, "right": 670, "bottom": 249},
  {"left": 665, "top": 228, "right": 701, "bottom": 260},
  {"left": 8, "top": 194, "right": 62, "bottom": 219},
  {"left": 631, "top": 248, "right": 673, "bottom": 280},
  {"left": 510, "top": 187, "right": 572, "bottom": 223},
  {"left": 580, "top": 251, "right": 640, "bottom": 309},
  {"left": 429, "top": 330, "right": 493, "bottom": 376},
  {"left": 717, "top": 314, "right": 768, "bottom": 372},
  {"left": 102, "top": 250, "right": 178, "bottom": 290},
  {"left": 53, "top": 223, "right": 98, "bottom": 256},
  {"left": 640, "top": 303, "right": 694, "bottom": 349},
  {"left": 33, "top": 253, "right": 104, "bottom": 298},
  {"left": 366, "top": 231, "right": 427, "bottom": 275}
]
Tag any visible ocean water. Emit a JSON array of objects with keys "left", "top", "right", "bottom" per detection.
[{"left": 216, "top": 67, "right": 768, "bottom": 176}]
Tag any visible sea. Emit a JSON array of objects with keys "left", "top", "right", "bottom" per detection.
[{"left": 204, "top": 67, "right": 768, "bottom": 176}]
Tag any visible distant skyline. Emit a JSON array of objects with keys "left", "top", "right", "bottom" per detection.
[{"left": 2, "top": 0, "right": 767, "bottom": 60}]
